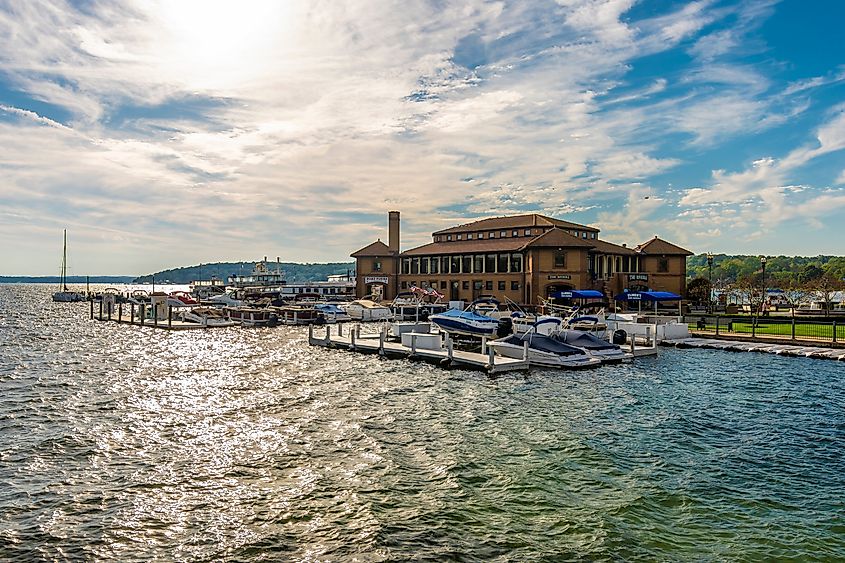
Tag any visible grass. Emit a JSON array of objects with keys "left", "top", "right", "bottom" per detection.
[{"left": 690, "top": 319, "right": 845, "bottom": 341}]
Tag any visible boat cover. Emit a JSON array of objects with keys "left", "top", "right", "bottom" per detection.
[
  {"left": 551, "top": 330, "right": 618, "bottom": 351},
  {"left": 613, "top": 291, "right": 681, "bottom": 301},
  {"left": 552, "top": 289, "right": 604, "bottom": 299},
  {"left": 501, "top": 334, "right": 583, "bottom": 356}
]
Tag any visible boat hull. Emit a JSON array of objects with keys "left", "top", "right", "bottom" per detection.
[
  {"left": 488, "top": 340, "right": 601, "bottom": 368},
  {"left": 52, "top": 291, "right": 86, "bottom": 302},
  {"left": 429, "top": 314, "right": 497, "bottom": 337}
]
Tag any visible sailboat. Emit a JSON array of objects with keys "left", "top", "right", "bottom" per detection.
[{"left": 51, "top": 230, "right": 86, "bottom": 302}]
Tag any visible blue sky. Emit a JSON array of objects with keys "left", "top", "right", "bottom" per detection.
[{"left": 1, "top": 0, "right": 844, "bottom": 275}]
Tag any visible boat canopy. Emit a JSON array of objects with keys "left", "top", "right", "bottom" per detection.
[
  {"left": 552, "top": 289, "right": 604, "bottom": 299},
  {"left": 614, "top": 291, "right": 682, "bottom": 302},
  {"left": 439, "top": 308, "right": 495, "bottom": 322}
]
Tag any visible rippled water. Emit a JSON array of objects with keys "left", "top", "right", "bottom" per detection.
[{"left": 1, "top": 284, "right": 844, "bottom": 561}]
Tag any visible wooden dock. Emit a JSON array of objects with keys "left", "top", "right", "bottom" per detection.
[
  {"left": 89, "top": 300, "right": 231, "bottom": 330},
  {"left": 308, "top": 324, "right": 530, "bottom": 375},
  {"left": 662, "top": 337, "right": 845, "bottom": 361}
]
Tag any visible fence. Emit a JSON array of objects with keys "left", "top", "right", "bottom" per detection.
[{"left": 685, "top": 315, "right": 844, "bottom": 344}]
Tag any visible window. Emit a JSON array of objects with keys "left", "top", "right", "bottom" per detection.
[
  {"left": 467, "top": 233, "right": 473, "bottom": 240},
  {"left": 447, "top": 235, "right": 452, "bottom": 241},
  {"left": 373, "top": 260, "right": 382, "bottom": 272},
  {"left": 512, "top": 230, "right": 519, "bottom": 237},
  {"left": 430, "top": 257, "right": 439, "bottom": 274},
  {"left": 498, "top": 281, "right": 506, "bottom": 291},
  {"left": 489, "top": 232, "right": 495, "bottom": 238},
  {"left": 582, "top": 232, "right": 587, "bottom": 238},
  {"left": 554, "top": 251, "right": 566, "bottom": 268},
  {"left": 402, "top": 258, "right": 410, "bottom": 275},
  {"left": 421, "top": 281, "right": 429, "bottom": 288},
  {"left": 474, "top": 255, "right": 484, "bottom": 273},
  {"left": 430, "top": 280, "right": 437, "bottom": 288},
  {"left": 473, "top": 280, "right": 483, "bottom": 290},
  {"left": 510, "top": 253, "right": 523, "bottom": 273},
  {"left": 456, "top": 234, "right": 462, "bottom": 240},
  {"left": 486, "top": 280, "right": 493, "bottom": 290},
  {"left": 500, "top": 231, "right": 507, "bottom": 237},
  {"left": 485, "top": 254, "right": 496, "bottom": 273},
  {"left": 511, "top": 281, "right": 520, "bottom": 290},
  {"left": 462, "top": 281, "right": 469, "bottom": 290},
  {"left": 524, "top": 229, "right": 531, "bottom": 236},
  {"left": 401, "top": 281, "right": 408, "bottom": 289},
  {"left": 420, "top": 258, "right": 429, "bottom": 274},
  {"left": 478, "top": 233, "right": 484, "bottom": 239},
  {"left": 411, "top": 258, "right": 420, "bottom": 274},
  {"left": 450, "top": 255, "right": 461, "bottom": 273},
  {"left": 440, "top": 281, "right": 447, "bottom": 290},
  {"left": 591, "top": 232, "right": 596, "bottom": 239},
  {"left": 658, "top": 257, "right": 669, "bottom": 272},
  {"left": 434, "top": 236, "right": 439, "bottom": 242},
  {"left": 497, "top": 253, "right": 510, "bottom": 273},
  {"left": 462, "top": 255, "right": 472, "bottom": 273}
]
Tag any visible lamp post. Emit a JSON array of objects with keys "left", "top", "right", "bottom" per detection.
[
  {"left": 707, "top": 252, "right": 714, "bottom": 312},
  {"left": 760, "top": 256, "right": 767, "bottom": 317}
]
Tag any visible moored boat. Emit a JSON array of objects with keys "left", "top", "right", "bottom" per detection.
[
  {"left": 429, "top": 306, "right": 499, "bottom": 337},
  {"left": 51, "top": 229, "right": 86, "bottom": 303},
  {"left": 346, "top": 299, "right": 393, "bottom": 321},
  {"left": 223, "top": 306, "right": 279, "bottom": 327},
  {"left": 487, "top": 321, "right": 601, "bottom": 368}
]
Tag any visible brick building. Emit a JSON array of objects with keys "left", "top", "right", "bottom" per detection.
[{"left": 352, "top": 211, "right": 691, "bottom": 305}]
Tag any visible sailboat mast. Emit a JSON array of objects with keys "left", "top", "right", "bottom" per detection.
[{"left": 62, "top": 229, "right": 68, "bottom": 291}]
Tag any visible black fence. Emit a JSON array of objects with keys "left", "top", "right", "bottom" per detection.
[{"left": 685, "top": 315, "right": 844, "bottom": 344}]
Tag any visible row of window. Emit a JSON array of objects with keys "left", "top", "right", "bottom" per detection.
[
  {"left": 433, "top": 228, "right": 598, "bottom": 242},
  {"left": 401, "top": 280, "right": 521, "bottom": 291},
  {"left": 402, "top": 254, "right": 524, "bottom": 275}
]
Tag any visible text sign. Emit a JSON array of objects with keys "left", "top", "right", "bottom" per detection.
[
  {"left": 364, "top": 276, "right": 389, "bottom": 284},
  {"left": 628, "top": 274, "right": 649, "bottom": 281},
  {"left": 548, "top": 274, "right": 571, "bottom": 280}
]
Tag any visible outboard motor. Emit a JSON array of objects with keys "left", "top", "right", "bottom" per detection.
[
  {"left": 612, "top": 329, "right": 627, "bottom": 345},
  {"left": 313, "top": 313, "right": 326, "bottom": 326},
  {"left": 497, "top": 317, "right": 513, "bottom": 338}
]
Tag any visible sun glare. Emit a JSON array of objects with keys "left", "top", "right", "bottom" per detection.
[{"left": 157, "top": 0, "right": 294, "bottom": 89}]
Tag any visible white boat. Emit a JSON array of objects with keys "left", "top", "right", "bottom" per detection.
[
  {"left": 314, "top": 303, "right": 351, "bottom": 323},
  {"left": 487, "top": 322, "right": 601, "bottom": 368},
  {"left": 346, "top": 299, "right": 393, "bottom": 321},
  {"left": 429, "top": 301, "right": 499, "bottom": 337},
  {"left": 179, "top": 307, "right": 236, "bottom": 327},
  {"left": 206, "top": 290, "right": 244, "bottom": 307},
  {"left": 52, "top": 229, "right": 86, "bottom": 302},
  {"left": 541, "top": 318, "right": 629, "bottom": 363}
]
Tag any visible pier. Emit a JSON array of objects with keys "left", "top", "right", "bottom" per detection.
[
  {"left": 89, "top": 299, "right": 229, "bottom": 330},
  {"left": 308, "top": 324, "right": 529, "bottom": 374}
]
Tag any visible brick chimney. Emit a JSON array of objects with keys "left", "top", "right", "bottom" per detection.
[{"left": 388, "top": 211, "right": 400, "bottom": 254}]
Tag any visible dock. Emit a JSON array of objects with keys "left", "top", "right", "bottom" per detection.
[
  {"left": 89, "top": 300, "right": 231, "bottom": 330},
  {"left": 308, "top": 324, "right": 529, "bottom": 374},
  {"left": 662, "top": 337, "right": 845, "bottom": 361}
]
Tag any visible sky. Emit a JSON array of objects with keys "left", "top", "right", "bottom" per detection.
[{"left": 1, "top": 0, "right": 844, "bottom": 275}]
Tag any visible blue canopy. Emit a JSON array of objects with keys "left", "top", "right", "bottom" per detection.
[
  {"left": 552, "top": 289, "right": 604, "bottom": 299},
  {"left": 614, "top": 291, "right": 682, "bottom": 302}
]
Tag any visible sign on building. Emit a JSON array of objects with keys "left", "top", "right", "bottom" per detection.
[{"left": 364, "top": 276, "right": 389, "bottom": 284}]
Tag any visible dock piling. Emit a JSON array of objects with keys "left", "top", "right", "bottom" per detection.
[
  {"left": 130, "top": 303, "right": 135, "bottom": 325},
  {"left": 523, "top": 340, "right": 529, "bottom": 361},
  {"left": 379, "top": 329, "right": 385, "bottom": 356},
  {"left": 351, "top": 328, "right": 357, "bottom": 350},
  {"left": 338, "top": 323, "right": 343, "bottom": 337},
  {"left": 118, "top": 302, "right": 122, "bottom": 322},
  {"left": 153, "top": 304, "right": 158, "bottom": 328},
  {"left": 98, "top": 299, "right": 103, "bottom": 321},
  {"left": 89, "top": 299, "right": 94, "bottom": 320},
  {"left": 325, "top": 325, "right": 331, "bottom": 345},
  {"left": 140, "top": 304, "right": 145, "bottom": 326},
  {"left": 481, "top": 335, "right": 487, "bottom": 355},
  {"left": 168, "top": 306, "right": 172, "bottom": 329}
]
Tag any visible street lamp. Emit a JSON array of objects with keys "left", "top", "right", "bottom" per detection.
[
  {"left": 707, "top": 252, "right": 714, "bottom": 311},
  {"left": 760, "top": 256, "right": 767, "bottom": 316}
]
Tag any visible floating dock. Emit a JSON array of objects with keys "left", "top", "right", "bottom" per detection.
[
  {"left": 308, "top": 324, "right": 529, "bottom": 374},
  {"left": 663, "top": 337, "right": 845, "bottom": 361}
]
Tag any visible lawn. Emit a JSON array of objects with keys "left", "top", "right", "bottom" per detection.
[{"left": 691, "top": 319, "right": 845, "bottom": 341}]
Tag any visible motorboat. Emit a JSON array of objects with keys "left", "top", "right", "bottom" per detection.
[
  {"left": 167, "top": 291, "right": 201, "bottom": 307},
  {"left": 313, "top": 303, "right": 351, "bottom": 324},
  {"left": 429, "top": 302, "right": 499, "bottom": 337},
  {"left": 51, "top": 229, "right": 86, "bottom": 302},
  {"left": 544, "top": 318, "right": 629, "bottom": 363},
  {"left": 223, "top": 306, "right": 279, "bottom": 327},
  {"left": 487, "top": 320, "right": 601, "bottom": 369},
  {"left": 179, "top": 307, "right": 236, "bottom": 327},
  {"left": 206, "top": 290, "right": 244, "bottom": 307},
  {"left": 346, "top": 299, "right": 393, "bottom": 321},
  {"left": 391, "top": 288, "right": 448, "bottom": 321}
]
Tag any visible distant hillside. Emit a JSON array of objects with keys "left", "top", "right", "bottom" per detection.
[
  {"left": 687, "top": 254, "right": 845, "bottom": 284},
  {"left": 0, "top": 276, "right": 135, "bottom": 284},
  {"left": 133, "top": 262, "right": 355, "bottom": 284}
]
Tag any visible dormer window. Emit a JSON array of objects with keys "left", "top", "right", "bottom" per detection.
[
  {"left": 524, "top": 229, "right": 531, "bottom": 236},
  {"left": 582, "top": 232, "right": 587, "bottom": 238},
  {"left": 512, "top": 230, "right": 519, "bottom": 236},
  {"left": 500, "top": 231, "right": 507, "bottom": 237},
  {"left": 478, "top": 233, "right": 484, "bottom": 239},
  {"left": 456, "top": 234, "right": 462, "bottom": 240},
  {"left": 467, "top": 233, "right": 473, "bottom": 240},
  {"left": 489, "top": 232, "right": 495, "bottom": 238},
  {"left": 447, "top": 234, "right": 452, "bottom": 241},
  {"left": 434, "top": 236, "right": 439, "bottom": 242}
]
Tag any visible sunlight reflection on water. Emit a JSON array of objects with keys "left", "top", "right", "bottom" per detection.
[{"left": 1, "top": 284, "right": 844, "bottom": 561}]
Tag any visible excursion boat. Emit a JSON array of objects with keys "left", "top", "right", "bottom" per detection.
[
  {"left": 228, "top": 259, "right": 287, "bottom": 290},
  {"left": 52, "top": 229, "right": 86, "bottom": 303},
  {"left": 429, "top": 301, "right": 499, "bottom": 337},
  {"left": 346, "top": 299, "right": 393, "bottom": 322},
  {"left": 223, "top": 306, "right": 279, "bottom": 327},
  {"left": 488, "top": 319, "right": 601, "bottom": 368}
]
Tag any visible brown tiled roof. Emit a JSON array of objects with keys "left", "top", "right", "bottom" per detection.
[
  {"left": 589, "top": 239, "right": 637, "bottom": 255},
  {"left": 635, "top": 236, "right": 693, "bottom": 256},
  {"left": 351, "top": 240, "right": 393, "bottom": 258},
  {"left": 522, "top": 228, "right": 594, "bottom": 249},
  {"left": 402, "top": 227, "right": 593, "bottom": 256},
  {"left": 432, "top": 213, "right": 599, "bottom": 235},
  {"left": 401, "top": 238, "right": 529, "bottom": 256}
]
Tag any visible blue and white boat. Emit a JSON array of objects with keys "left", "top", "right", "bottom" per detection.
[
  {"left": 429, "top": 304, "right": 499, "bottom": 337},
  {"left": 314, "top": 303, "right": 351, "bottom": 323}
]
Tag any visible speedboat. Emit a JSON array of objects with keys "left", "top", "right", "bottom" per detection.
[
  {"left": 167, "top": 291, "right": 201, "bottom": 307},
  {"left": 179, "top": 307, "right": 236, "bottom": 327},
  {"left": 487, "top": 320, "right": 601, "bottom": 368},
  {"left": 543, "top": 317, "right": 628, "bottom": 363},
  {"left": 314, "top": 303, "right": 351, "bottom": 324},
  {"left": 346, "top": 299, "right": 393, "bottom": 321},
  {"left": 429, "top": 304, "right": 499, "bottom": 337}
]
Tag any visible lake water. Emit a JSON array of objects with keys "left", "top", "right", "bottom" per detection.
[{"left": 1, "top": 284, "right": 843, "bottom": 561}]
